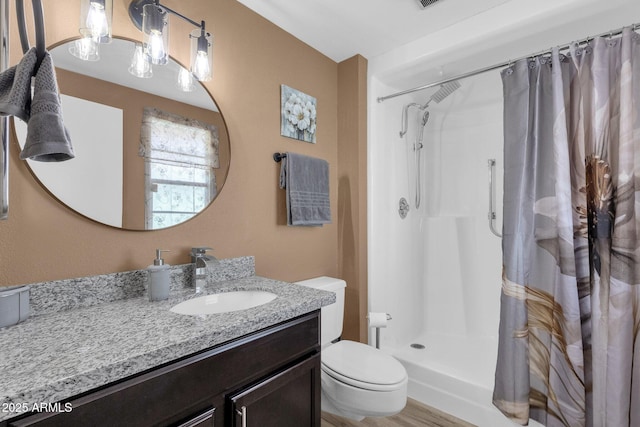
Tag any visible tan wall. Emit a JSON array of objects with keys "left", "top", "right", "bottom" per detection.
[
  {"left": 1, "top": 1, "right": 368, "bottom": 342},
  {"left": 55, "top": 68, "right": 230, "bottom": 230},
  {"left": 337, "top": 56, "right": 368, "bottom": 342}
]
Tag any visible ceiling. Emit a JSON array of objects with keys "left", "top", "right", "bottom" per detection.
[
  {"left": 236, "top": 0, "right": 640, "bottom": 96},
  {"left": 235, "top": 0, "right": 511, "bottom": 63}
]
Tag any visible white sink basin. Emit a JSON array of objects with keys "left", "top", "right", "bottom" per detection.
[{"left": 170, "top": 291, "right": 277, "bottom": 315}]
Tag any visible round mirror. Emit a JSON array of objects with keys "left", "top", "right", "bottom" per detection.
[{"left": 14, "top": 37, "right": 230, "bottom": 230}]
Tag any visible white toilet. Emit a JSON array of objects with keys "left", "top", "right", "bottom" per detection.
[{"left": 296, "top": 276, "right": 408, "bottom": 421}]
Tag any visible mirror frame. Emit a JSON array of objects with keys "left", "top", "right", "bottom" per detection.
[{"left": 12, "top": 36, "right": 231, "bottom": 231}]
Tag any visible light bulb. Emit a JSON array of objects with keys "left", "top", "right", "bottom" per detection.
[
  {"left": 147, "top": 31, "right": 166, "bottom": 64},
  {"left": 192, "top": 51, "right": 211, "bottom": 81},
  {"left": 177, "top": 68, "right": 195, "bottom": 92},
  {"left": 129, "top": 44, "right": 152, "bottom": 78},
  {"left": 142, "top": 3, "right": 168, "bottom": 65},
  {"left": 69, "top": 31, "right": 99, "bottom": 61},
  {"left": 86, "top": 1, "right": 108, "bottom": 39},
  {"left": 190, "top": 28, "right": 212, "bottom": 81}
]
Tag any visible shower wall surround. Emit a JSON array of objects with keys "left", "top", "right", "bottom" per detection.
[{"left": 368, "top": 1, "right": 639, "bottom": 425}]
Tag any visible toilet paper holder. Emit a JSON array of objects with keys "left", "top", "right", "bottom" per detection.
[{"left": 368, "top": 312, "right": 392, "bottom": 349}]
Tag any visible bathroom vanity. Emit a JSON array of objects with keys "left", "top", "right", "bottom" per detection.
[
  {"left": 0, "top": 257, "right": 334, "bottom": 427},
  {"left": 5, "top": 312, "right": 320, "bottom": 427}
]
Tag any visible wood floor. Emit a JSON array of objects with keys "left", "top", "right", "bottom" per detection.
[{"left": 320, "top": 398, "right": 477, "bottom": 427}]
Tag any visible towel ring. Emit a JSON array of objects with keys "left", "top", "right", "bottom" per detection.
[{"left": 16, "top": 0, "right": 46, "bottom": 67}]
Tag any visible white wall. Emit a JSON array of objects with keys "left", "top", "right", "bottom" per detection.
[
  {"left": 368, "top": 78, "right": 426, "bottom": 348},
  {"left": 420, "top": 71, "right": 504, "bottom": 339},
  {"left": 369, "top": 69, "right": 504, "bottom": 348}
]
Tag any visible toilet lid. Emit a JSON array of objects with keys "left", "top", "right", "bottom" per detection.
[{"left": 321, "top": 341, "right": 407, "bottom": 388}]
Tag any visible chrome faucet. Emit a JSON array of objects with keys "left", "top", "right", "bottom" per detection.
[{"left": 191, "top": 247, "right": 216, "bottom": 293}]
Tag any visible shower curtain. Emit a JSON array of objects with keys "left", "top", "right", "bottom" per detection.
[{"left": 493, "top": 28, "right": 640, "bottom": 427}]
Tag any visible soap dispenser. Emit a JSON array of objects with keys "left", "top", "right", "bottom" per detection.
[{"left": 148, "top": 249, "right": 170, "bottom": 301}]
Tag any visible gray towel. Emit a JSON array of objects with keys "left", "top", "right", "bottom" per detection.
[
  {"left": 279, "top": 152, "right": 331, "bottom": 226},
  {"left": 20, "top": 51, "right": 74, "bottom": 162},
  {"left": 0, "top": 47, "right": 37, "bottom": 122}
]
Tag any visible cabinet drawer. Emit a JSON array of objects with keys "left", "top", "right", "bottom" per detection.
[{"left": 8, "top": 311, "right": 319, "bottom": 427}]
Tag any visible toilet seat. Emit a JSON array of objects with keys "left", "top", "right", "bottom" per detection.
[{"left": 321, "top": 340, "right": 407, "bottom": 391}]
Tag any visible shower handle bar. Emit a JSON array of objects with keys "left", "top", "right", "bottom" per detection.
[{"left": 488, "top": 159, "right": 502, "bottom": 238}]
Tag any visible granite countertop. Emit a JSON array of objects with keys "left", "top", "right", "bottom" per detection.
[{"left": 0, "top": 274, "right": 334, "bottom": 422}]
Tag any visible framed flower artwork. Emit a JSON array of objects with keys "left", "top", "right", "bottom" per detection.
[{"left": 281, "top": 85, "right": 317, "bottom": 143}]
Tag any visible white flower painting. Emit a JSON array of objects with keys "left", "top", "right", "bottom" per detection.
[{"left": 281, "top": 85, "right": 317, "bottom": 143}]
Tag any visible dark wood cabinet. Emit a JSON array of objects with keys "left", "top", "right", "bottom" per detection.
[
  {"left": 175, "top": 407, "right": 216, "bottom": 427},
  {"left": 4, "top": 311, "right": 320, "bottom": 427},
  {"left": 228, "top": 354, "right": 320, "bottom": 427}
]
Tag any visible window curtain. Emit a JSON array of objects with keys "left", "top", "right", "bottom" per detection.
[
  {"left": 493, "top": 27, "right": 640, "bottom": 427},
  {"left": 139, "top": 107, "right": 219, "bottom": 229},
  {"left": 139, "top": 107, "right": 220, "bottom": 169}
]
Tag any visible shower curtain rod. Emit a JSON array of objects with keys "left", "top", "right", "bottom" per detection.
[{"left": 377, "top": 22, "right": 640, "bottom": 103}]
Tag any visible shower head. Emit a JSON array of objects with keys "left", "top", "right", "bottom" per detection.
[
  {"left": 421, "top": 81, "right": 461, "bottom": 109},
  {"left": 417, "top": 0, "right": 442, "bottom": 8},
  {"left": 431, "top": 81, "right": 461, "bottom": 104},
  {"left": 399, "top": 81, "right": 459, "bottom": 138}
]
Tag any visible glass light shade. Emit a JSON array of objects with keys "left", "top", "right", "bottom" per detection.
[
  {"left": 177, "top": 67, "right": 195, "bottom": 92},
  {"left": 190, "top": 29, "right": 213, "bottom": 81},
  {"left": 142, "top": 3, "right": 169, "bottom": 66},
  {"left": 69, "top": 31, "right": 100, "bottom": 61},
  {"left": 80, "top": 0, "right": 112, "bottom": 44},
  {"left": 128, "top": 43, "right": 153, "bottom": 78}
]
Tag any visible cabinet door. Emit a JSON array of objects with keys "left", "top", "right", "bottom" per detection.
[{"left": 228, "top": 354, "right": 320, "bottom": 427}]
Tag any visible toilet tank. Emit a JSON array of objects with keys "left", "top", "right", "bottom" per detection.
[{"left": 295, "top": 276, "right": 345, "bottom": 347}]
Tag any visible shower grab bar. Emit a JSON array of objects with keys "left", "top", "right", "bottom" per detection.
[{"left": 487, "top": 159, "right": 502, "bottom": 238}]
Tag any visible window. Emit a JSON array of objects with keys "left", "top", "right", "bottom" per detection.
[{"left": 140, "top": 108, "right": 219, "bottom": 229}]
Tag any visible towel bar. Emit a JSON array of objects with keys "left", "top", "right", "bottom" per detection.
[
  {"left": 0, "top": 0, "right": 8, "bottom": 219},
  {"left": 0, "top": 0, "right": 46, "bottom": 220},
  {"left": 16, "top": 0, "right": 46, "bottom": 61},
  {"left": 273, "top": 152, "right": 288, "bottom": 162}
]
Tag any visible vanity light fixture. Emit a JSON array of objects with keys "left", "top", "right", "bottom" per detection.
[
  {"left": 70, "top": 0, "right": 112, "bottom": 60},
  {"left": 80, "top": 0, "right": 113, "bottom": 44},
  {"left": 128, "top": 0, "right": 213, "bottom": 82},
  {"left": 140, "top": 1, "right": 169, "bottom": 65}
]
